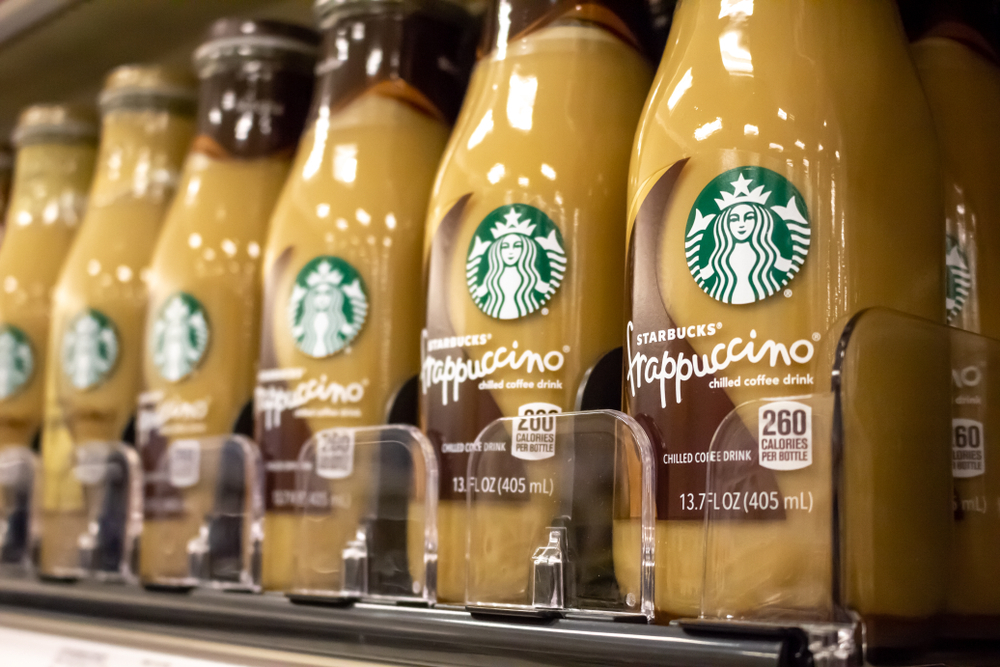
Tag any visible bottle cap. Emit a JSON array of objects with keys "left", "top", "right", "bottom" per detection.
[
  {"left": 99, "top": 64, "right": 198, "bottom": 114},
  {"left": 11, "top": 104, "right": 98, "bottom": 148},
  {"left": 193, "top": 18, "right": 320, "bottom": 75}
]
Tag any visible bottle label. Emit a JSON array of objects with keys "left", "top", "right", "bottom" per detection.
[
  {"left": 466, "top": 204, "right": 567, "bottom": 320},
  {"left": 256, "top": 248, "right": 371, "bottom": 513},
  {"left": 288, "top": 256, "right": 368, "bottom": 358},
  {"left": 61, "top": 308, "right": 119, "bottom": 391},
  {"left": 627, "top": 158, "right": 819, "bottom": 521},
  {"left": 685, "top": 166, "right": 810, "bottom": 305},
  {"left": 0, "top": 324, "right": 34, "bottom": 400},
  {"left": 422, "top": 195, "right": 596, "bottom": 503},
  {"left": 946, "top": 234, "right": 972, "bottom": 323},
  {"left": 151, "top": 292, "right": 210, "bottom": 382}
]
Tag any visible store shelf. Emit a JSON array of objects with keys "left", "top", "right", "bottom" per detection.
[
  {"left": 0, "top": 578, "right": 805, "bottom": 667},
  {"left": 0, "top": 0, "right": 314, "bottom": 140}
]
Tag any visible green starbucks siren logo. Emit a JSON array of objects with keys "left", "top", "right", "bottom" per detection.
[
  {"left": 152, "top": 293, "right": 210, "bottom": 382},
  {"left": 946, "top": 235, "right": 972, "bottom": 323},
  {"left": 288, "top": 256, "right": 368, "bottom": 358},
  {"left": 0, "top": 325, "right": 33, "bottom": 400},
  {"left": 466, "top": 204, "right": 567, "bottom": 320},
  {"left": 686, "top": 166, "right": 810, "bottom": 305},
  {"left": 62, "top": 308, "right": 119, "bottom": 391}
]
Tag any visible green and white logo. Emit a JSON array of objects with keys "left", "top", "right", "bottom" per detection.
[
  {"left": 686, "top": 166, "right": 810, "bottom": 305},
  {"left": 152, "top": 293, "right": 210, "bottom": 382},
  {"left": 0, "top": 325, "right": 33, "bottom": 400},
  {"left": 946, "top": 234, "right": 972, "bottom": 323},
  {"left": 62, "top": 308, "right": 119, "bottom": 391},
  {"left": 466, "top": 204, "right": 567, "bottom": 320},
  {"left": 288, "top": 256, "right": 368, "bottom": 358}
]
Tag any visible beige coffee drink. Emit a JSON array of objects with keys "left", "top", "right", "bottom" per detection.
[
  {"left": 137, "top": 19, "right": 317, "bottom": 587},
  {"left": 908, "top": 8, "right": 1000, "bottom": 632},
  {"left": 0, "top": 106, "right": 97, "bottom": 452},
  {"left": 36, "top": 66, "right": 196, "bottom": 579},
  {"left": 256, "top": 0, "right": 473, "bottom": 594},
  {"left": 626, "top": 0, "right": 951, "bottom": 635},
  {"left": 422, "top": 0, "right": 657, "bottom": 604}
]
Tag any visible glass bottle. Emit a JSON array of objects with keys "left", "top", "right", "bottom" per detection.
[
  {"left": 422, "top": 0, "right": 658, "bottom": 603},
  {"left": 0, "top": 105, "right": 98, "bottom": 451},
  {"left": 908, "top": 2, "right": 1000, "bottom": 632},
  {"left": 37, "top": 65, "right": 197, "bottom": 579},
  {"left": 137, "top": 19, "right": 318, "bottom": 586},
  {"left": 256, "top": 0, "right": 474, "bottom": 592},
  {"left": 626, "top": 0, "right": 950, "bottom": 633}
]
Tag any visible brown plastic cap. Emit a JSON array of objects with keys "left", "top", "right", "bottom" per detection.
[
  {"left": 12, "top": 104, "right": 99, "bottom": 147},
  {"left": 193, "top": 17, "right": 320, "bottom": 70}
]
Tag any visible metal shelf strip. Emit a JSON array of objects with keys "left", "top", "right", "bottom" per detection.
[{"left": 0, "top": 578, "right": 797, "bottom": 667}]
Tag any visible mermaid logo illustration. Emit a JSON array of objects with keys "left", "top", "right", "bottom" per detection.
[
  {"left": 62, "top": 308, "right": 119, "bottom": 390},
  {"left": 288, "top": 256, "right": 368, "bottom": 358},
  {"left": 466, "top": 204, "right": 567, "bottom": 320},
  {"left": 686, "top": 167, "right": 810, "bottom": 305},
  {"left": 946, "top": 234, "right": 972, "bottom": 323},
  {"left": 0, "top": 325, "right": 33, "bottom": 400},
  {"left": 152, "top": 293, "right": 210, "bottom": 382}
]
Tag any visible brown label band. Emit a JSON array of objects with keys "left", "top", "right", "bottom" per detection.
[{"left": 625, "top": 162, "right": 784, "bottom": 521}]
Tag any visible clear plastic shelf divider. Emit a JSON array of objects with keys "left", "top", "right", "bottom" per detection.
[
  {"left": 287, "top": 424, "right": 438, "bottom": 606},
  {"left": 0, "top": 446, "right": 37, "bottom": 574},
  {"left": 142, "top": 434, "right": 263, "bottom": 592},
  {"left": 72, "top": 441, "right": 143, "bottom": 582},
  {"left": 699, "top": 307, "right": 995, "bottom": 657},
  {"left": 465, "top": 409, "right": 655, "bottom": 621}
]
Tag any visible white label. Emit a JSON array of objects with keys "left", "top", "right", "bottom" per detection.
[
  {"left": 168, "top": 439, "right": 201, "bottom": 488},
  {"left": 758, "top": 401, "right": 812, "bottom": 471},
  {"left": 512, "top": 402, "right": 560, "bottom": 461},
  {"left": 952, "top": 418, "right": 985, "bottom": 478},
  {"left": 315, "top": 429, "right": 355, "bottom": 479},
  {"left": 73, "top": 443, "right": 108, "bottom": 485},
  {"left": 0, "top": 626, "right": 238, "bottom": 666}
]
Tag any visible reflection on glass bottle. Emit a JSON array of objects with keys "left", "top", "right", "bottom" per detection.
[
  {"left": 137, "top": 19, "right": 317, "bottom": 587},
  {"left": 626, "top": 0, "right": 950, "bottom": 636}
]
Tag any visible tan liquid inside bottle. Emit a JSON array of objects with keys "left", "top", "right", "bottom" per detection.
[
  {"left": 258, "top": 95, "right": 450, "bottom": 592},
  {"left": 423, "top": 21, "right": 652, "bottom": 603},
  {"left": 138, "top": 19, "right": 316, "bottom": 585},
  {"left": 912, "top": 30, "right": 1000, "bottom": 625},
  {"left": 626, "top": 0, "right": 950, "bottom": 630},
  {"left": 0, "top": 107, "right": 97, "bottom": 452},
  {"left": 37, "top": 66, "right": 195, "bottom": 579}
]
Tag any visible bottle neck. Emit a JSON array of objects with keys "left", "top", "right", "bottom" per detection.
[
  {"left": 89, "top": 108, "right": 195, "bottom": 206},
  {"left": 479, "top": 0, "right": 659, "bottom": 60},
  {"left": 312, "top": 7, "right": 473, "bottom": 124},
  {"left": 671, "top": 0, "right": 907, "bottom": 64},
  {"left": 194, "top": 59, "right": 314, "bottom": 160},
  {"left": 4, "top": 141, "right": 96, "bottom": 242}
]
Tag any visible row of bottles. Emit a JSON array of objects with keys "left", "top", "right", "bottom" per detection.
[{"left": 0, "top": 0, "right": 995, "bottom": 647}]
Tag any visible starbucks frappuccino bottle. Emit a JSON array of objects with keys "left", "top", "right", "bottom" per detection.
[
  {"left": 0, "top": 106, "right": 97, "bottom": 452},
  {"left": 256, "top": 0, "right": 473, "bottom": 593},
  {"left": 422, "top": 0, "right": 657, "bottom": 604},
  {"left": 37, "top": 65, "right": 196, "bottom": 579},
  {"left": 907, "top": 6, "right": 1000, "bottom": 633},
  {"left": 138, "top": 19, "right": 317, "bottom": 587},
  {"left": 626, "top": 0, "right": 951, "bottom": 632}
]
